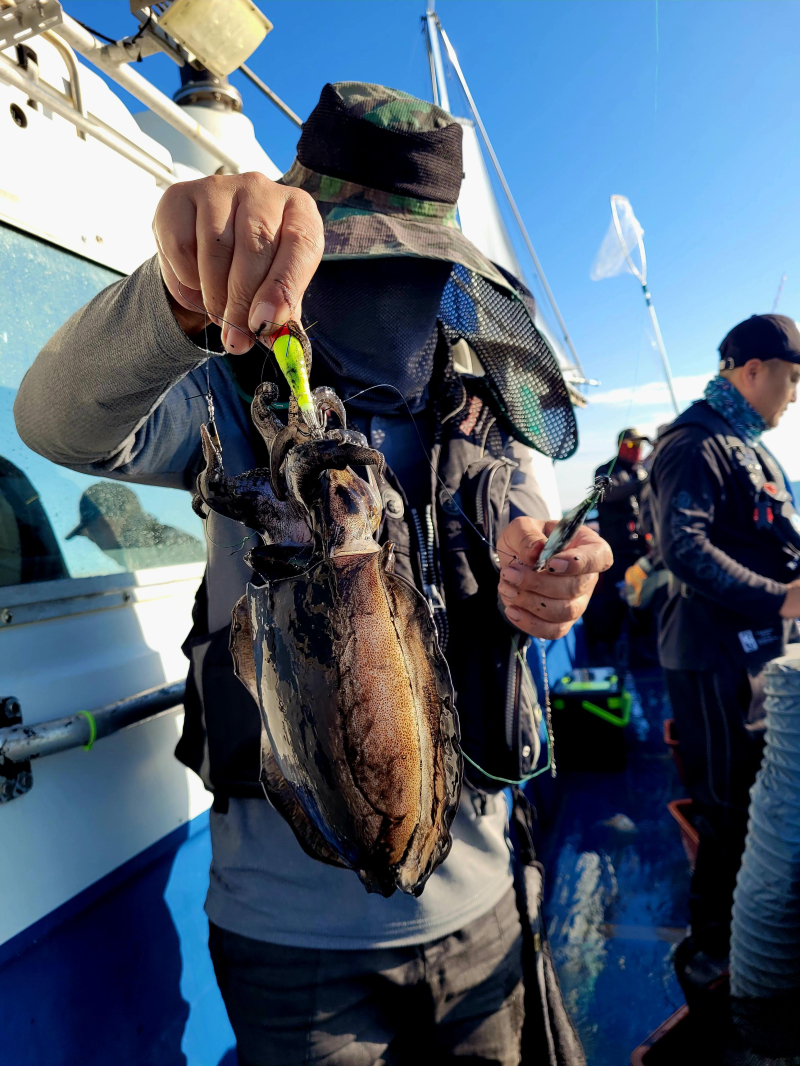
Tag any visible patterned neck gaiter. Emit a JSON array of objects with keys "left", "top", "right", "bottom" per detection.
[{"left": 704, "top": 375, "right": 767, "bottom": 445}]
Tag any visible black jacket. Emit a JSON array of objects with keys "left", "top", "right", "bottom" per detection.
[
  {"left": 594, "top": 456, "right": 647, "bottom": 562},
  {"left": 650, "top": 400, "right": 800, "bottom": 671}
]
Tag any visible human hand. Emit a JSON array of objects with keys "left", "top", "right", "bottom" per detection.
[
  {"left": 780, "top": 581, "right": 800, "bottom": 619},
  {"left": 496, "top": 517, "right": 613, "bottom": 640},
  {"left": 152, "top": 173, "right": 324, "bottom": 353}
]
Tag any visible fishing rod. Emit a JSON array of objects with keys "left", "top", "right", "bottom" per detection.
[{"left": 772, "top": 272, "right": 787, "bottom": 313}]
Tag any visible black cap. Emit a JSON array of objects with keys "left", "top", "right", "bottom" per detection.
[
  {"left": 66, "top": 483, "right": 142, "bottom": 539},
  {"left": 618, "top": 426, "right": 649, "bottom": 444},
  {"left": 719, "top": 314, "right": 800, "bottom": 369}
]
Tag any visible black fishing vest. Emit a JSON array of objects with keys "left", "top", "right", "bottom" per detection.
[{"left": 175, "top": 371, "right": 541, "bottom": 802}]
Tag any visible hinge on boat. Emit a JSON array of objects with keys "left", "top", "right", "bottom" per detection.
[{"left": 0, "top": 697, "right": 33, "bottom": 803}]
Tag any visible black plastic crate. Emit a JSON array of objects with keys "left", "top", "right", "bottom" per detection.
[{"left": 550, "top": 667, "right": 631, "bottom": 771}]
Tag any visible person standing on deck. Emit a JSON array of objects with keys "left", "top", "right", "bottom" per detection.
[
  {"left": 649, "top": 314, "right": 800, "bottom": 1000},
  {"left": 14, "top": 84, "right": 609, "bottom": 1066},
  {"left": 582, "top": 427, "right": 649, "bottom": 663}
]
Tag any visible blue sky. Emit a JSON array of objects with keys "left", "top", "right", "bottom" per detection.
[{"left": 66, "top": 0, "right": 800, "bottom": 506}]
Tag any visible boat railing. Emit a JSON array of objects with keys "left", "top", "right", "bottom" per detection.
[
  {"left": 0, "top": 44, "right": 178, "bottom": 182},
  {"left": 0, "top": 1, "right": 303, "bottom": 184},
  {"left": 56, "top": 13, "right": 244, "bottom": 173},
  {"left": 0, "top": 1, "right": 242, "bottom": 181},
  {"left": 40, "top": 26, "right": 85, "bottom": 137},
  {"left": 0, "top": 680, "right": 186, "bottom": 803}
]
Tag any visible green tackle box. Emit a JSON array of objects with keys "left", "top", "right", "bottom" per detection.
[{"left": 550, "top": 667, "right": 632, "bottom": 771}]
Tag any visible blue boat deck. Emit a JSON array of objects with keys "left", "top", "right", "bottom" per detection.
[
  {"left": 0, "top": 637, "right": 690, "bottom": 1066},
  {"left": 536, "top": 665, "right": 690, "bottom": 1064}
]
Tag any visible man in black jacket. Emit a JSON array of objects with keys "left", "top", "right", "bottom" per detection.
[
  {"left": 649, "top": 314, "right": 800, "bottom": 993},
  {"left": 583, "top": 428, "right": 649, "bottom": 662}
]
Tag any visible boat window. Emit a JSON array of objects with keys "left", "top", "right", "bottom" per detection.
[{"left": 0, "top": 224, "right": 205, "bottom": 586}]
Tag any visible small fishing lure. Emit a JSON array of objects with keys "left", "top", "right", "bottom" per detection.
[
  {"left": 535, "top": 474, "right": 612, "bottom": 572},
  {"left": 270, "top": 323, "right": 322, "bottom": 437}
]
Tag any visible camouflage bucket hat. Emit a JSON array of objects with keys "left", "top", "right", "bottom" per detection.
[
  {"left": 279, "top": 82, "right": 512, "bottom": 293},
  {"left": 279, "top": 81, "right": 578, "bottom": 460}
]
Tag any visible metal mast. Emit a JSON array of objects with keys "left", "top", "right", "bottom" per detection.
[
  {"left": 424, "top": 5, "right": 585, "bottom": 381},
  {"left": 424, "top": 2, "right": 449, "bottom": 111}
]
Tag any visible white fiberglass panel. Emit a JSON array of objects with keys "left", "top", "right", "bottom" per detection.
[
  {"left": 135, "top": 104, "right": 281, "bottom": 180},
  {"left": 0, "top": 218, "right": 212, "bottom": 943},
  {"left": 0, "top": 566, "right": 210, "bottom": 947},
  {"left": 0, "top": 708, "right": 211, "bottom": 947},
  {"left": 0, "top": 39, "right": 167, "bottom": 273}
]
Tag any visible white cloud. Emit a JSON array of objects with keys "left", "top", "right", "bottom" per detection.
[{"left": 590, "top": 372, "right": 713, "bottom": 407}]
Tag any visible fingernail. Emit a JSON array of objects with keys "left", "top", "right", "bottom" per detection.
[
  {"left": 251, "top": 303, "right": 281, "bottom": 337},
  {"left": 499, "top": 582, "right": 518, "bottom": 600},
  {"left": 506, "top": 607, "right": 522, "bottom": 622},
  {"left": 221, "top": 324, "right": 236, "bottom": 354},
  {"left": 502, "top": 567, "right": 523, "bottom": 586},
  {"left": 548, "top": 559, "right": 569, "bottom": 573},
  {"left": 224, "top": 325, "right": 253, "bottom": 354}
]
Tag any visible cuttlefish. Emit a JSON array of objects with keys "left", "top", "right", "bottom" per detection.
[{"left": 193, "top": 323, "right": 462, "bottom": 897}]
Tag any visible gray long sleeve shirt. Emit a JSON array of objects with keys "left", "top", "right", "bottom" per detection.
[{"left": 15, "top": 255, "right": 546, "bottom": 948}]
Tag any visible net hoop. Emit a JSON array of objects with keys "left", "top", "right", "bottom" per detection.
[{"left": 610, "top": 194, "right": 647, "bottom": 286}]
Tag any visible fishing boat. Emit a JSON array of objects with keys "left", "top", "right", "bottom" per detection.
[{"left": 0, "top": 3, "right": 692, "bottom": 1064}]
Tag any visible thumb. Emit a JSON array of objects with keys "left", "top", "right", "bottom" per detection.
[{"left": 498, "top": 517, "right": 548, "bottom": 567}]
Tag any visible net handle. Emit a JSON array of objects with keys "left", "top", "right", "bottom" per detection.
[{"left": 610, "top": 195, "right": 647, "bottom": 286}]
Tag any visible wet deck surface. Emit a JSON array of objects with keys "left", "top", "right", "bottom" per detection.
[{"left": 535, "top": 667, "right": 690, "bottom": 1065}]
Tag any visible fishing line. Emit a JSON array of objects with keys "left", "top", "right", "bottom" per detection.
[
  {"left": 176, "top": 283, "right": 300, "bottom": 408},
  {"left": 601, "top": 306, "right": 649, "bottom": 482},
  {"left": 461, "top": 646, "right": 554, "bottom": 784},
  {"left": 178, "top": 289, "right": 218, "bottom": 430},
  {"left": 177, "top": 283, "right": 280, "bottom": 551},
  {"left": 621, "top": 316, "right": 645, "bottom": 436},
  {"left": 176, "top": 283, "right": 281, "bottom": 357},
  {"left": 174, "top": 279, "right": 521, "bottom": 565},
  {"left": 654, "top": 0, "right": 660, "bottom": 117},
  {"left": 263, "top": 555, "right": 329, "bottom": 589},
  {"left": 205, "top": 529, "right": 259, "bottom": 554},
  {"left": 171, "top": 287, "right": 571, "bottom": 780},
  {"left": 172, "top": 283, "right": 569, "bottom": 572},
  {"left": 192, "top": 304, "right": 250, "bottom": 549}
]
